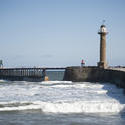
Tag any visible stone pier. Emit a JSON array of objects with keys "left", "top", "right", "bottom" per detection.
[{"left": 63, "top": 66, "right": 125, "bottom": 89}]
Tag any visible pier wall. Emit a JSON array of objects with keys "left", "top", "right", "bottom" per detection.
[{"left": 63, "top": 67, "right": 125, "bottom": 88}]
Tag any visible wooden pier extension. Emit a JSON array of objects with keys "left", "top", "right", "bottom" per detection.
[{"left": 0, "top": 67, "right": 65, "bottom": 81}]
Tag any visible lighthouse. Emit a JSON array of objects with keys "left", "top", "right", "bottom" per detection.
[{"left": 97, "top": 24, "right": 108, "bottom": 68}]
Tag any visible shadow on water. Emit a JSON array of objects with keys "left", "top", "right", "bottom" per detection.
[
  {"left": 102, "top": 82, "right": 125, "bottom": 123},
  {"left": 102, "top": 83, "right": 125, "bottom": 104}
]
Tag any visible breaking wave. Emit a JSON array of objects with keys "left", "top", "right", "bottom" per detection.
[
  {"left": 0, "top": 80, "right": 8, "bottom": 83},
  {"left": 0, "top": 81, "right": 125, "bottom": 113},
  {"left": 0, "top": 101, "right": 125, "bottom": 113}
]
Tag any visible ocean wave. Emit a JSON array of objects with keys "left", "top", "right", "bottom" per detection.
[
  {"left": 0, "top": 101, "right": 32, "bottom": 108},
  {"left": 41, "top": 81, "right": 72, "bottom": 84},
  {"left": 0, "top": 101, "right": 125, "bottom": 113},
  {"left": 0, "top": 80, "right": 8, "bottom": 83},
  {"left": 0, "top": 81, "right": 125, "bottom": 113}
]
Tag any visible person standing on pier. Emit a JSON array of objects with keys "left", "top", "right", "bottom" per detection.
[
  {"left": 81, "top": 59, "right": 85, "bottom": 67},
  {"left": 0, "top": 60, "right": 3, "bottom": 68}
]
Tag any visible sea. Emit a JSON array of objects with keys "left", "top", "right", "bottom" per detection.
[{"left": 0, "top": 71, "right": 125, "bottom": 125}]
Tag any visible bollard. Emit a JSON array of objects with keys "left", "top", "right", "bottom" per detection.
[{"left": 44, "top": 76, "right": 49, "bottom": 81}]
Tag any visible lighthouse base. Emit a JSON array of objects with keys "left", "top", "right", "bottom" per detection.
[{"left": 98, "top": 62, "right": 108, "bottom": 69}]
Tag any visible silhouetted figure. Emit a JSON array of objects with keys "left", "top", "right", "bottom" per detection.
[
  {"left": 81, "top": 59, "right": 85, "bottom": 67},
  {"left": 0, "top": 60, "right": 3, "bottom": 68}
]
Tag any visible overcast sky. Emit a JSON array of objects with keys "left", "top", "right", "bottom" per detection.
[{"left": 0, "top": 0, "right": 125, "bottom": 67}]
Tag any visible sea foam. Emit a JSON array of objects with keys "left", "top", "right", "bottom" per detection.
[
  {"left": 0, "top": 81, "right": 125, "bottom": 113},
  {"left": 0, "top": 101, "right": 124, "bottom": 113}
]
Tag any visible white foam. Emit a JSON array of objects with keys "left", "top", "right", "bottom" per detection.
[
  {"left": 0, "top": 80, "right": 7, "bottom": 83},
  {"left": 0, "top": 101, "right": 125, "bottom": 113},
  {"left": 41, "top": 81, "right": 72, "bottom": 84},
  {"left": 0, "top": 82, "right": 125, "bottom": 113},
  {"left": 38, "top": 101, "right": 125, "bottom": 113}
]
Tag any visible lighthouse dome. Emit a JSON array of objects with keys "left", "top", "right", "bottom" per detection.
[
  {"left": 101, "top": 25, "right": 106, "bottom": 28},
  {"left": 99, "top": 25, "right": 107, "bottom": 33}
]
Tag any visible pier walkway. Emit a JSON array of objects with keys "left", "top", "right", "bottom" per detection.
[{"left": 108, "top": 67, "right": 125, "bottom": 72}]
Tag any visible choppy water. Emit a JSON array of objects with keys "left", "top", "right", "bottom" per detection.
[{"left": 0, "top": 79, "right": 125, "bottom": 125}]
